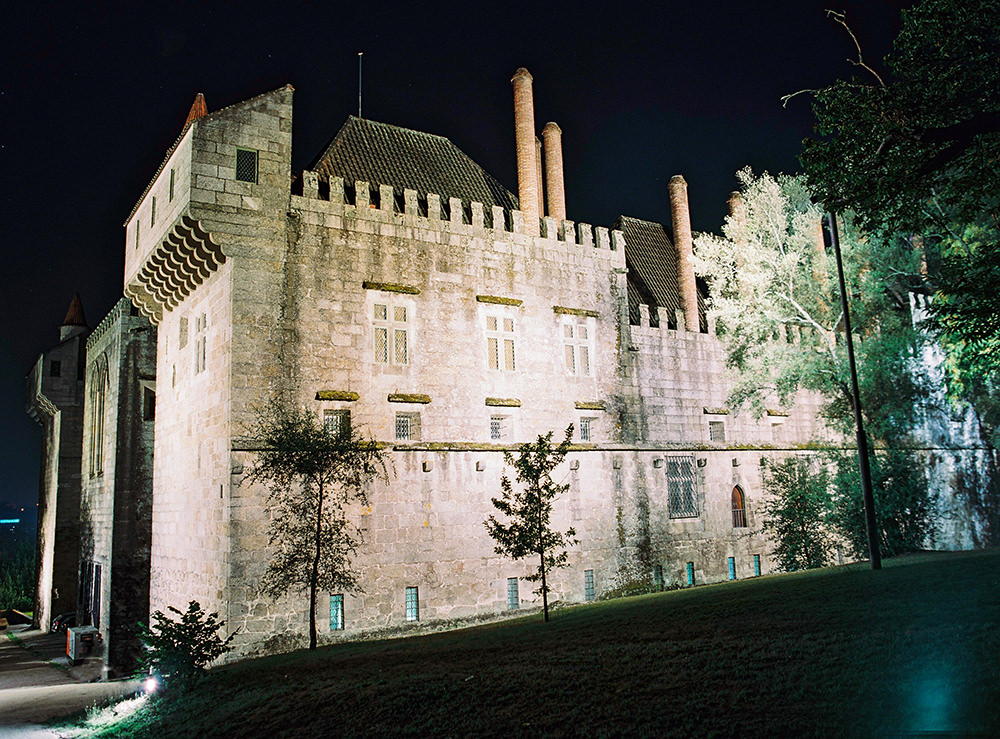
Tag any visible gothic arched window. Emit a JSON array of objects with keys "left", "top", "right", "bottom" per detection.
[{"left": 732, "top": 486, "right": 748, "bottom": 528}]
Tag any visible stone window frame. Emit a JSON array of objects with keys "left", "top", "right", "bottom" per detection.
[
  {"left": 372, "top": 298, "right": 413, "bottom": 367},
  {"left": 484, "top": 312, "right": 516, "bottom": 373},
  {"left": 709, "top": 420, "right": 726, "bottom": 443},
  {"left": 561, "top": 315, "right": 594, "bottom": 376}
]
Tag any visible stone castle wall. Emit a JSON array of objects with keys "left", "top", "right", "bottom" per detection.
[
  {"left": 79, "top": 299, "right": 156, "bottom": 675},
  {"left": 122, "top": 86, "right": 844, "bottom": 656}
]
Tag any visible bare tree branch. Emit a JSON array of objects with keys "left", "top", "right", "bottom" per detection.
[{"left": 826, "top": 9, "right": 885, "bottom": 86}]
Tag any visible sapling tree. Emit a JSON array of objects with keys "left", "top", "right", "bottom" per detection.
[
  {"left": 485, "top": 426, "right": 577, "bottom": 622},
  {"left": 245, "top": 401, "right": 389, "bottom": 649}
]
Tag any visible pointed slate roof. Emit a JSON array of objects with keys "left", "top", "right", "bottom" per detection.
[
  {"left": 61, "top": 293, "right": 88, "bottom": 328},
  {"left": 309, "top": 117, "right": 519, "bottom": 211},
  {"left": 184, "top": 93, "right": 208, "bottom": 126},
  {"left": 616, "top": 216, "right": 707, "bottom": 329}
]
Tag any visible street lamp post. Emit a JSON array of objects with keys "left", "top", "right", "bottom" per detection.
[{"left": 827, "top": 211, "right": 882, "bottom": 571}]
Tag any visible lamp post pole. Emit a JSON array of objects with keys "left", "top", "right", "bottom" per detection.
[{"left": 827, "top": 211, "right": 881, "bottom": 570}]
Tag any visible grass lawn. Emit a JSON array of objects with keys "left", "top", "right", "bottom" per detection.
[{"left": 66, "top": 550, "right": 1000, "bottom": 738}]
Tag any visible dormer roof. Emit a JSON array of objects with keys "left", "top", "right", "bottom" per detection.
[{"left": 616, "top": 216, "right": 708, "bottom": 329}]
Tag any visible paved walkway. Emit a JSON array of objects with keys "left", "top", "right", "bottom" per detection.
[{"left": 0, "top": 627, "right": 141, "bottom": 735}]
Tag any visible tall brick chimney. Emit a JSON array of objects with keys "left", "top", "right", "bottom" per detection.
[
  {"left": 727, "top": 191, "right": 746, "bottom": 245},
  {"left": 512, "top": 68, "right": 540, "bottom": 236},
  {"left": 535, "top": 136, "right": 545, "bottom": 218},
  {"left": 813, "top": 217, "right": 831, "bottom": 306},
  {"left": 542, "top": 122, "right": 566, "bottom": 222},
  {"left": 669, "top": 175, "right": 700, "bottom": 332}
]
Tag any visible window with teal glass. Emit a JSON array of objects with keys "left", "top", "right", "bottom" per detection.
[
  {"left": 728, "top": 556, "right": 736, "bottom": 580},
  {"left": 405, "top": 586, "right": 419, "bottom": 622},
  {"left": 686, "top": 561, "right": 695, "bottom": 586},
  {"left": 330, "top": 594, "right": 344, "bottom": 630},
  {"left": 506, "top": 578, "right": 519, "bottom": 610}
]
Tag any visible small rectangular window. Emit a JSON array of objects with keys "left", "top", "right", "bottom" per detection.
[
  {"left": 506, "top": 578, "right": 519, "bottom": 610},
  {"left": 686, "top": 561, "right": 695, "bottom": 586},
  {"left": 143, "top": 387, "right": 156, "bottom": 421},
  {"left": 405, "top": 586, "right": 419, "bottom": 622},
  {"left": 330, "top": 594, "right": 344, "bottom": 631},
  {"left": 151, "top": 196, "right": 156, "bottom": 227},
  {"left": 728, "top": 556, "right": 736, "bottom": 581},
  {"left": 709, "top": 421, "right": 726, "bottom": 442},
  {"left": 490, "top": 415, "right": 509, "bottom": 441},
  {"left": 584, "top": 569, "right": 595, "bottom": 601},
  {"left": 235, "top": 148, "right": 258, "bottom": 183},
  {"left": 771, "top": 422, "right": 782, "bottom": 442},
  {"left": 324, "top": 410, "right": 351, "bottom": 438},
  {"left": 135, "top": 219, "right": 140, "bottom": 249},
  {"left": 169, "top": 168, "right": 175, "bottom": 201},
  {"left": 194, "top": 314, "right": 207, "bottom": 374},
  {"left": 653, "top": 564, "right": 664, "bottom": 590},
  {"left": 179, "top": 317, "right": 188, "bottom": 349},
  {"left": 50, "top": 360, "right": 61, "bottom": 377},
  {"left": 753, "top": 554, "right": 761, "bottom": 577},
  {"left": 579, "top": 417, "right": 595, "bottom": 442},
  {"left": 395, "top": 413, "right": 420, "bottom": 442}
]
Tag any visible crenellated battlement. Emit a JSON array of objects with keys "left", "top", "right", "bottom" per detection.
[
  {"left": 630, "top": 303, "right": 719, "bottom": 338},
  {"left": 294, "top": 171, "right": 625, "bottom": 256}
]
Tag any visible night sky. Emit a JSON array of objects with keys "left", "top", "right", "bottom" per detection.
[{"left": 0, "top": 1, "right": 910, "bottom": 518}]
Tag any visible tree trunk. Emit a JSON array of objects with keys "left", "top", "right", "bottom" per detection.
[
  {"left": 309, "top": 478, "right": 324, "bottom": 650},
  {"left": 539, "top": 549, "right": 548, "bottom": 622}
]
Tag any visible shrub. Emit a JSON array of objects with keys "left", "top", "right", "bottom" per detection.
[{"left": 139, "top": 601, "right": 235, "bottom": 686}]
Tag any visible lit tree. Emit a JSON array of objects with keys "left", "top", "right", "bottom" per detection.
[
  {"left": 245, "top": 402, "right": 389, "bottom": 649},
  {"left": 800, "top": 1, "right": 1000, "bottom": 410},
  {"left": 694, "top": 169, "right": 932, "bottom": 563},
  {"left": 692, "top": 168, "right": 926, "bottom": 439},
  {"left": 485, "top": 426, "right": 577, "bottom": 622}
]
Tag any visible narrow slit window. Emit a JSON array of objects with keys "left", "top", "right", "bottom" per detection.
[
  {"left": 330, "top": 594, "right": 344, "bottom": 631},
  {"left": 405, "top": 586, "right": 419, "bottom": 622}
]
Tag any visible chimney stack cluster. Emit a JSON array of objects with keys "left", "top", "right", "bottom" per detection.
[{"left": 511, "top": 68, "right": 566, "bottom": 236}]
